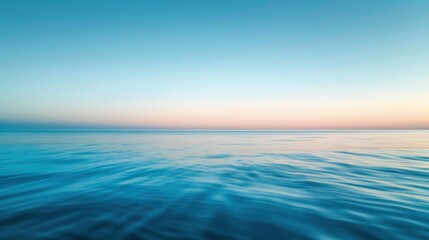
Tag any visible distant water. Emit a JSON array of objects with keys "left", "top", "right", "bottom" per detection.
[{"left": 0, "top": 131, "right": 428, "bottom": 240}]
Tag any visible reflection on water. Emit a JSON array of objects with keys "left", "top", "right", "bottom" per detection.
[{"left": 0, "top": 131, "right": 428, "bottom": 239}]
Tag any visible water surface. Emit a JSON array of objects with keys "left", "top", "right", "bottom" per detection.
[{"left": 0, "top": 131, "right": 428, "bottom": 239}]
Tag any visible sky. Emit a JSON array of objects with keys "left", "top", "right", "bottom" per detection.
[{"left": 0, "top": 0, "right": 428, "bottom": 129}]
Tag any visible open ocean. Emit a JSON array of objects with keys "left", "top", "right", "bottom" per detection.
[{"left": 0, "top": 130, "right": 428, "bottom": 240}]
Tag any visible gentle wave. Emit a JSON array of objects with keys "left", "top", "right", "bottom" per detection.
[{"left": 0, "top": 131, "right": 428, "bottom": 239}]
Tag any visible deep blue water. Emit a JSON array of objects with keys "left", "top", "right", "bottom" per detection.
[{"left": 0, "top": 131, "right": 428, "bottom": 240}]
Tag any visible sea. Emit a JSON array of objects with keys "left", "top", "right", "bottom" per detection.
[{"left": 0, "top": 130, "right": 428, "bottom": 239}]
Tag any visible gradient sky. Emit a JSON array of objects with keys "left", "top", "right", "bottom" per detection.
[{"left": 1, "top": 0, "right": 428, "bottom": 129}]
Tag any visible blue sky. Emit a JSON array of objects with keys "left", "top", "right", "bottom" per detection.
[{"left": 1, "top": 0, "right": 428, "bottom": 129}]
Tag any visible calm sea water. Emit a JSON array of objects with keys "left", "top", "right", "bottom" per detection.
[{"left": 0, "top": 131, "right": 428, "bottom": 240}]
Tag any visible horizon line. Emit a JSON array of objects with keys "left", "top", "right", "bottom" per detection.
[
  {"left": 1, "top": 120, "right": 428, "bottom": 131},
  {"left": 1, "top": 128, "right": 428, "bottom": 132}
]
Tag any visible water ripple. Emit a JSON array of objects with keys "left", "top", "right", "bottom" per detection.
[{"left": 0, "top": 131, "right": 428, "bottom": 239}]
